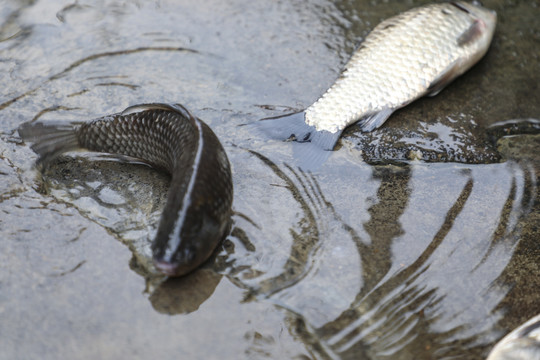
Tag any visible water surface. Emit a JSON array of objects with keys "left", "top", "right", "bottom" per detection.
[{"left": 1, "top": 1, "right": 539, "bottom": 359}]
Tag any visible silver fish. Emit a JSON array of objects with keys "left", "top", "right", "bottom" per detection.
[
  {"left": 260, "top": 1, "right": 497, "bottom": 151},
  {"left": 486, "top": 314, "right": 540, "bottom": 360},
  {"left": 19, "top": 103, "right": 233, "bottom": 277}
]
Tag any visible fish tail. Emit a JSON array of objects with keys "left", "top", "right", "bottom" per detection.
[
  {"left": 291, "top": 142, "right": 333, "bottom": 172},
  {"left": 18, "top": 121, "right": 82, "bottom": 164},
  {"left": 252, "top": 112, "right": 342, "bottom": 151}
]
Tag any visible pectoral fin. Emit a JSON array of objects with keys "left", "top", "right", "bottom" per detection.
[
  {"left": 121, "top": 103, "right": 195, "bottom": 119},
  {"left": 121, "top": 103, "right": 178, "bottom": 115},
  {"left": 357, "top": 107, "right": 395, "bottom": 132},
  {"left": 457, "top": 19, "right": 484, "bottom": 47}
]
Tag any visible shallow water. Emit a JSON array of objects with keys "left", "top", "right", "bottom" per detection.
[{"left": 1, "top": 0, "right": 539, "bottom": 359}]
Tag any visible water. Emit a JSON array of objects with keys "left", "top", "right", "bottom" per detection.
[{"left": 1, "top": 1, "right": 539, "bottom": 359}]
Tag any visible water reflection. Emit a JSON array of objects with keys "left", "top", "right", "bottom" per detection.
[
  {"left": 244, "top": 150, "right": 326, "bottom": 297},
  {"left": 0, "top": 46, "right": 200, "bottom": 115},
  {"left": 38, "top": 155, "right": 170, "bottom": 272},
  {"left": 224, "top": 152, "right": 536, "bottom": 359}
]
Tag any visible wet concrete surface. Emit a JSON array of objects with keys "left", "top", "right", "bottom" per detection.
[{"left": 1, "top": 0, "right": 539, "bottom": 359}]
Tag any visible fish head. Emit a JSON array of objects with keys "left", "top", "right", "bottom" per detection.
[
  {"left": 457, "top": 2, "right": 497, "bottom": 33},
  {"left": 452, "top": 2, "right": 497, "bottom": 56},
  {"left": 152, "top": 207, "right": 227, "bottom": 277},
  {"left": 432, "top": 2, "right": 497, "bottom": 89}
]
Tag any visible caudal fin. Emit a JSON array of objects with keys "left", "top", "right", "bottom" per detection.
[
  {"left": 254, "top": 112, "right": 342, "bottom": 151},
  {"left": 18, "top": 121, "right": 82, "bottom": 165}
]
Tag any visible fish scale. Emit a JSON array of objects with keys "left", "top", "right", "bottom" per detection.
[
  {"left": 307, "top": 4, "right": 467, "bottom": 133},
  {"left": 80, "top": 112, "right": 184, "bottom": 167},
  {"left": 259, "top": 1, "right": 496, "bottom": 158}
]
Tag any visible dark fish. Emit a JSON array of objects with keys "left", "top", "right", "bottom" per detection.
[{"left": 19, "top": 103, "right": 233, "bottom": 277}]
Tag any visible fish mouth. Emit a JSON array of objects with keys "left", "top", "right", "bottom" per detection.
[{"left": 153, "top": 259, "right": 182, "bottom": 276}]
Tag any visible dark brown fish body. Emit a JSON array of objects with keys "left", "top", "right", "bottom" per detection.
[{"left": 19, "top": 103, "right": 233, "bottom": 276}]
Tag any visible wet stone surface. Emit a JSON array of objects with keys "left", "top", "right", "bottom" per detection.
[{"left": 1, "top": 1, "right": 539, "bottom": 360}]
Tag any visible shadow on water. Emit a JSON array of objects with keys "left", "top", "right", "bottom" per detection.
[{"left": 149, "top": 269, "right": 223, "bottom": 315}]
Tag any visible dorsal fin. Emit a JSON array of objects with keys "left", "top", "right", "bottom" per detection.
[
  {"left": 121, "top": 103, "right": 196, "bottom": 121},
  {"left": 121, "top": 103, "right": 177, "bottom": 115}
]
